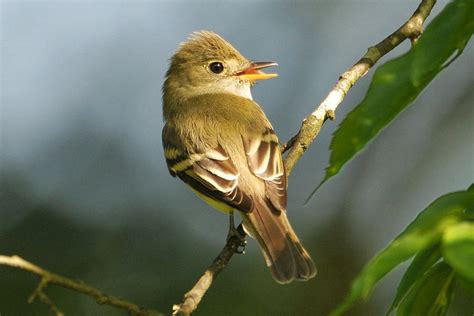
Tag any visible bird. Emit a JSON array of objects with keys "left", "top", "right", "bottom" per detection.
[{"left": 161, "top": 31, "right": 316, "bottom": 284}]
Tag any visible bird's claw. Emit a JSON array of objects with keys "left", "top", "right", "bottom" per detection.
[
  {"left": 227, "top": 214, "right": 247, "bottom": 254},
  {"left": 226, "top": 225, "right": 247, "bottom": 254}
]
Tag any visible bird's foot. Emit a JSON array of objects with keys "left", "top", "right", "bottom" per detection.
[{"left": 227, "top": 213, "right": 247, "bottom": 254}]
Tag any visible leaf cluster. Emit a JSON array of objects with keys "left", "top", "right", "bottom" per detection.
[{"left": 325, "top": 1, "right": 474, "bottom": 314}]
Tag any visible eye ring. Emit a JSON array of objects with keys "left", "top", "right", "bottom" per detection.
[{"left": 209, "top": 61, "right": 224, "bottom": 74}]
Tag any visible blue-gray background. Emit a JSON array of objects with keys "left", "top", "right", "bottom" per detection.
[{"left": 1, "top": 0, "right": 473, "bottom": 315}]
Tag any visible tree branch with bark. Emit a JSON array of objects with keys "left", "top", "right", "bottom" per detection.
[
  {"left": 0, "top": 0, "right": 436, "bottom": 315},
  {"left": 0, "top": 255, "right": 163, "bottom": 316}
]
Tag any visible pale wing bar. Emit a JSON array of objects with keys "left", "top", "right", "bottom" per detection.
[
  {"left": 242, "top": 129, "right": 287, "bottom": 214},
  {"left": 165, "top": 143, "right": 253, "bottom": 212}
]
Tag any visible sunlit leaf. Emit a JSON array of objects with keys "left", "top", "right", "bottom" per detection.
[
  {"left": 330, "top": 189, "right": 473, "bottom": 316},
  {"left": 387, "top": 245, "right": 441, "bottom": 315},
  {"left": 318, "top": 0, "right": 474, "bottom": 190},
  {"left": 396, "top": 261, "right": 455, "bottom": 316},
  {"left": 441, "top": 222, "right": 474, "bottom": 282}
]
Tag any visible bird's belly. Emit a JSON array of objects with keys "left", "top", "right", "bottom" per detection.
[{"left": 190, "top": 187, "right": 234, "bottom": 214}]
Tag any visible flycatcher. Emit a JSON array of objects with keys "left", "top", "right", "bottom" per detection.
[{"left": 162, "top": 31, "right": 316, "bottom": 284}]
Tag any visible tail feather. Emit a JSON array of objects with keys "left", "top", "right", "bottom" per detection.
[{"left": 241, "top": 199, "right": 316, "bottom": 284}]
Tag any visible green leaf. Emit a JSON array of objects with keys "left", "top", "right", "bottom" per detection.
[
  {"left": 466, "top": 183, "right": 474, "bottom": 217},
  {"left": 441, "top": 222, "right": 474, "bottom": 282},
  {"left": 319, "top": 0, "right": 474, "bottom": 188},
  {"left": 396, "top": 261, "right": 455, "bottom": 316},
  {"left": 387, "top": 245, "right": 441, "bottom": 314},
  {"left": 456, "top": 273, "right": 474, "bottom": 296},
  {"left": 330, "top": 189, "right": 473, "bottom": 316}
]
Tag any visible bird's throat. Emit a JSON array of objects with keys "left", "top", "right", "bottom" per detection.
[{"left": 225, "top": 84, "right": 253, "bottom": 100}]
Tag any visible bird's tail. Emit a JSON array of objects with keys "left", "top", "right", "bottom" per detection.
[{"left": 241, "top": 199, "right": 316, "bottom": 284}]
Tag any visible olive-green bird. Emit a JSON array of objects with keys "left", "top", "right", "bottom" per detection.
[{"left": 162, "top": 31, "right": 316, "bottom": 284}]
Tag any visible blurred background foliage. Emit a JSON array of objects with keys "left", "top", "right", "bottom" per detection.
[{"left": 1, "top": 0, "right": 473, "bottom": 315}]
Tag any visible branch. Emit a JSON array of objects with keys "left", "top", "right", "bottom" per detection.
[
  {"left": 173, "top": 0, "right": 436, "bottom": 314},
  {"left": 284, "top": 0, "right": 436, "bottom": 175},
  {"left": 0, "top": 255, "right": 163, "bottom": 316},
  {"left": 172, "top": 225, "right": 246, "bottom": 316}
]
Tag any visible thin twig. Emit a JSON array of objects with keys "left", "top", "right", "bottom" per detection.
[
  {"left": 28, "top": 278, "right": 64, "bottom": 316},
  {"left": 172, "top": 225, "right": 246, "bottom": 316},
  {"left": 0, "top": 255, "right": 163, "bottom": 316},
  {"left": 284, "top": 0, "right": 436, "bottom": 175},
  {"left": 172, "top": 0, "right": 437, "bottom": 314}
]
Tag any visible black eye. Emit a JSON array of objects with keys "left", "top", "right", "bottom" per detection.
[{"left": 209, "top": 62, "right": 224, "bottom": 74}]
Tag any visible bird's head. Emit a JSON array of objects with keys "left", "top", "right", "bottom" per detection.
[{"left": 163, "top": 31, "right": 277, "bottom": 103}]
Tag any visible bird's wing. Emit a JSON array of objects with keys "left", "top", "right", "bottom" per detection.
[
  {"left": 242, "top": 128, "right": 287, "bottom": 213},
  {"left": 162, "top": 123, "right": 253, "bottom": 213}
]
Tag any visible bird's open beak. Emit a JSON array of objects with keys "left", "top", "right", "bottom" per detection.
[{"left": 235, "top": 61, "right": 278, "bottom": 81}]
